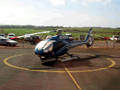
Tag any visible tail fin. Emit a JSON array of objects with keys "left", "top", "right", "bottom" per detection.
[{"left": 85, "top": 28, "right": 94, "bottom": 48}]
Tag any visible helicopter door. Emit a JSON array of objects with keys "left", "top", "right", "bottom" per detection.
[{"left": 53, "top": 41, "right": 66, "bottom": 51}]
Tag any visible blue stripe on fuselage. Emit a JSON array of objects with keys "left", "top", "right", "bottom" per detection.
[{"left": 35, "top": 48, "right": 44, "bottom": 55}]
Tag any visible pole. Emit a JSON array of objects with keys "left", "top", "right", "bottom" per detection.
[
  {"left": 106, "top": 39, "right": 108, "bottom": 48},
  {"left": 22, "top": 41, "right": 24, "bottom": 48},
  {"left": 113, "top": 39, "right": 115, "bottom": 48}
]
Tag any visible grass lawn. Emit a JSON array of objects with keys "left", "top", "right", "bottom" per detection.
[{"left": 0, "top": 28, "right": 120, "bottom": 40}]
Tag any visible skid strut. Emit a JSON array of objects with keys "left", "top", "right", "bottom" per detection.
[
  {"left": 61, "top": 52, "right": 79, "bottom": 62},
  {"left": 66, "top": 52, "right": 73, "bottom": 58}
]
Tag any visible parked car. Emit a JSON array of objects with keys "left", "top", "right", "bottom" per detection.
[
  {"left": 29, "top": 36, "right": 43, "bottom": 45},
  {"left": 0, "top": 36, "right": 18, "bottom": 46},
  {"left": 24, "top": 34, "right": 31, "bottom": 41},
  {"left": 0, "top": 33, "right": 6, "bottom": 37},
  {"left": 65, "top": 34, "right": 73, "bottom": 41},
  {"left": 110, "top": 35, "right": 120, "bottom": 42},
  {"left": 7, "top": 33, "right": 15, "bottom": 39}
]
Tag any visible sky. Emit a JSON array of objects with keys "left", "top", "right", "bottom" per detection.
[{"left": 0, "top": 0, "right": 120, "bottom": 28}]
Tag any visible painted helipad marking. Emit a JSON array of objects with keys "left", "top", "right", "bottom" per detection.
[
  {"left": 4, "top": 53, "right": 116, "bottom": 73},
  {"left": 62, "top": 63, "right": 82, "bottom": 90}
]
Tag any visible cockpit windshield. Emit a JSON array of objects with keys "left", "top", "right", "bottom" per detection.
[
  {"left": 35, "top": 40, "right": 56, "bottom": 52},
  {"left": 43, "top": 41, "right": 54, "bottom": 52},
  {"left": 35, "top": 40, "right": 48, "bottom": 50}
]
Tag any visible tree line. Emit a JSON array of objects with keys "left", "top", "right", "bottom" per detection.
[
  {"left": 0, "top": 25, "right": 120, "bottom": 29},
  {"left": 0, "top": 25, "right": 64, "bottom": 29}
]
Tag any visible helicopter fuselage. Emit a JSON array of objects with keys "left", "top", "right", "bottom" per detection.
[
  {"left": 34, "top": 28, "right": 94, "bottom": 61},
  {"left": 34, "top": 35, "right": 71, "bottom": 60}
]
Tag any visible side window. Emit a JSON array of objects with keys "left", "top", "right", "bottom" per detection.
[
  {"left": 53, "top": 41, "right": 65, "bottom": 51},
  {"left": 59, "top": 35, "right": 69, "bottom": 39}
]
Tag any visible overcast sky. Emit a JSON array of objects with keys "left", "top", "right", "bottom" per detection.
[{"left": 0, "top": 0, "right": 119, "bottom": 28}]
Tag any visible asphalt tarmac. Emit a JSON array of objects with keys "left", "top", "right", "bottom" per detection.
[{"left": 0, "top": 48, "right": 120, "bottom": 90}]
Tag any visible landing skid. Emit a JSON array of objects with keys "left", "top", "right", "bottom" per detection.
[
  {"left": 61, "top": 52, "right": 80, "bottom": 62},
  {"left": 39, "top": 52, "right": 80, "bottom": 63},
  {"left": 40, "top": 56, "right": 58, "bottom": 63},
  {"left": 61, "top": 56, "right": 79, "bottom": 62}
]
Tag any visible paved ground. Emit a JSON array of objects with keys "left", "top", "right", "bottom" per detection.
[{"left": 0, "top": 48, "right": 120, "bottom": 90}]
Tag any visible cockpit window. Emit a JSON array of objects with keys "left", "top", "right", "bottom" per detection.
[
  {"left": 43, "top": 42, "right": 52, "bottom": 49},
  {"left": 35, "top": 40, "right": 56, "bottom": 51},
  {"left": 43, "top": 42, "right": 53, "bottom": 52},
  {"left": 59, "top": 35, "right": 69, "bottom": 39},
  {"left": 35, "top": 40, "right": 48, "bottom": 50},
  {"left": 53, "top": 41, "right": 65, "bottom": 51}
]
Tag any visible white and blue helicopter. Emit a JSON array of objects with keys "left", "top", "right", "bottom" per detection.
[{"left": 34, "top": 28, "right": 94, "bottom": 62}]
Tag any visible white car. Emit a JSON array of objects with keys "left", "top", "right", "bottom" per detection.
[
  {"left": 0, "top": 33, "right": 6, "bottom": 37},
  {"left": 24, "top": 34, "right": 31, "bottom": 41},
  {"left": 110, "top": 35, "right": 120, "bottom": 42},
  {"left": 7, "top": 33, "right": 15, "bottom": 39},
  {"left": 65, "top": 34, "right": 73, "bottom": 41}
]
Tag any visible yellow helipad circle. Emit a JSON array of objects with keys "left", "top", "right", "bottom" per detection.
[{"left": 4, "top": 53, "right": 116, "bottom": 73}]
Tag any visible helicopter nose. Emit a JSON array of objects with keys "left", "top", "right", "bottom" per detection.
[
  {"left": 35, "top": 51, "right": 38, "bottom": 55},
  {"left": 34, "top": 48, "right": 38, "bottom": 55},
  {"left": 35, "top": 48, "right": 43, "bottom": 55}
]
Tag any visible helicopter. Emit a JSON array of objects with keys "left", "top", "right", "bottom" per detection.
[{"left": 34, "top": 28, "right": 94, "bottom": 62}]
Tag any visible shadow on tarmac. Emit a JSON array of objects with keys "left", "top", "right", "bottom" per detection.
[
  {"left": 29, "top": 55, "right": 100, "bottom": 70},
  {"left": 29, "top": 54, "right": 120, "bottom": 70}
]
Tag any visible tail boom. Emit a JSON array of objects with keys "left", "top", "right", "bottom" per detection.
[
  {"left": 85, "top": 28, "right": 94, "bottom": 48},
  {"left": 69, "top": 28, "right": 94, "bottom": 48}
]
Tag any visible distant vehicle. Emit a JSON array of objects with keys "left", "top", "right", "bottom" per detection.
[
  {"left": 0, "top": 33, "right": 6, "bottom": 37},
  {"left": 65, "top": 34, "right": 73, "bottom": 41},
  {"left": 110, "top": 35, "right": 120, "bottom": 42},
  {"left": 0, "top": 36, "right": 18, "bottom": 46},
  {"left": 24, "top": 34, "right": 31, "bottom": 41},
  {"left": 29, "top": 36, "right": 43, "bottom": 45},
  {"left": 7, "top": 33, "right": 15, "bottom": 39}
]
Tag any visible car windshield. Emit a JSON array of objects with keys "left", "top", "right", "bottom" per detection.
[
  {"left": 68, "top": 35, "right": 72, "bottom": 37},
  {"left": 9, "top": 35, "right": 14, "bottom": 36},
  {"left": 0, "top": 35, "right": 4, "bottom": 36}
]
